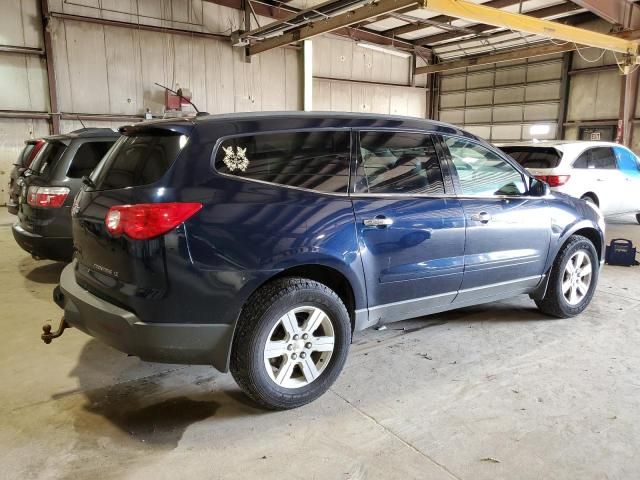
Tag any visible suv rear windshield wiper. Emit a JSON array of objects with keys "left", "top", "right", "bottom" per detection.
[{"left": 82, "top": 175, "right": 97, "bottom": 189}]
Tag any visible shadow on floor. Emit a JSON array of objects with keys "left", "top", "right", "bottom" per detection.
[
  {"left": 64, "top": 340, "right": 264, "bottom": 451},
  {"left": 19, "top": 257, "right": 66, "bottom": 284}
]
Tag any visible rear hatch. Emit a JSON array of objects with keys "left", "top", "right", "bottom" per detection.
[
  {"left": 71, "top": 126, "right": 192, "bottom": 312},
  {"left": 17, "top": 140, "right": 70, "bottom": 234}
]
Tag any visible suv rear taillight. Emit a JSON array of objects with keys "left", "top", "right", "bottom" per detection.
[
  {"left": 534, "top": 175, "right": 570, "bottom": 187},
  {"left": 105, "top": 202, "right": 203, "bottom": 240},
  {"left": 27, "top": 186, "right": 70, "bottom": 208}
]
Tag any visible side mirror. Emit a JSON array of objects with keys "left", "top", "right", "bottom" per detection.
[{"left": 529, "top": 178, "right": 550, "bottom": 197}]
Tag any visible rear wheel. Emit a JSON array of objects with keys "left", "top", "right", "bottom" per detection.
[
  {"left": 230, "top": 277, "right": 351, "bottom": 410},
  {"left": 535, "top": 235, "right": 598, "bottom": 318},
  {"left": 636, "top": 213, "right": 640, "bottom": 225}
]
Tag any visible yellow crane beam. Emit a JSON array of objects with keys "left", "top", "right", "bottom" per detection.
[
  {"left": 247, "top": 0, "right": 640, "bottom": 58},
  {"left": 421, "top": 0, "right": 639, "bottom": 55}
]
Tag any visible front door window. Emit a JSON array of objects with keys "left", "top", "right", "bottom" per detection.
[{"left": 444, "top": 137, "right": 527, "bottom": 196}]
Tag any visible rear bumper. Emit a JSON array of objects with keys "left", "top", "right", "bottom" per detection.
[
  {"left": 12, "top": 223, "right": 73, "bottom": 261},
  {"left": 57, "top": 261, "right": 234, "bottom": 371}
]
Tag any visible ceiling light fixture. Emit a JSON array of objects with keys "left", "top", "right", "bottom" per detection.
[{"left": 356, "top": 41, "right": 412, "bottom": 58}]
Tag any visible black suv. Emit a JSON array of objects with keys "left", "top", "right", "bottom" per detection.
[
  {"left": 50, "top": 113, "right": 604, "bottom": 409},
  {"left": 7, "top": 138, "right": 45, "bottom": 215},
  {"left": 12, "top": 128, "right": 119, "bottom": 261}
]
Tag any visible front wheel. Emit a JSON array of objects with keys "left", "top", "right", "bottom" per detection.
[
  {"left": 535, "top": 235, "right": 599, "bottom": 318},
  {"left": 636, "top": 213, "right": 640, "bottom": 225},
  {"left": 230, "top": 277, "right": 351, "bottom": 410}
]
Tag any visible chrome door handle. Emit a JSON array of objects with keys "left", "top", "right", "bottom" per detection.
[
  {"left": 363, "top": 217, "right": 393, "bottom": 227},
  {"left": 470, "top": 212, "right": 491, "bottom": 223}
]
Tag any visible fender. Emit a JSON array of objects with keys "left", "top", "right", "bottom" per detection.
[{"left": 530, "top": 217, "right": 604, "bottom": 300}]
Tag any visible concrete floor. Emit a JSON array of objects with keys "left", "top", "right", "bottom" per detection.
[{"left": 1, "top": 210, "right": 639, "bottom": 480}]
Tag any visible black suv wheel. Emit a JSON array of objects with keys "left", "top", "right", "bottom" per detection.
[
  {"left": 535, "top": 235, "right": 599, "bottom": 318},
  {"left": 230, "top": 277, "right": 351, "bottom": 410}
]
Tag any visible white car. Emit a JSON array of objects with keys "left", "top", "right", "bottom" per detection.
[{"left": 499, "top": 141, "right": 640, "bottom": 223}]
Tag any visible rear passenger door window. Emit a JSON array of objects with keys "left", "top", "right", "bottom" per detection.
[
  {"left": 574, "top": 147, "right": 617, "bottom": 169},
  {"left": 215, "top": 130, "right": 350, "bottom": 194},
  {"left": 355, "top": 131, "right": 445, "bottom": 195},
  {"left": 589, "top": 147, "right": 616, "bottom": 169},
  {"left": 444, "top": 137, "right": 526, "bottom": 196}
]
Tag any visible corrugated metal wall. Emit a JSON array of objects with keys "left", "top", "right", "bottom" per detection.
[
  {"left": 0, "top": 1, "right": 49, "bottom": 204},
  {"left": 438, "top": 55, "right": 563, "bottom": 142},
  {"left": 312, "top": 36, "right": 427, "bottom": 117}
]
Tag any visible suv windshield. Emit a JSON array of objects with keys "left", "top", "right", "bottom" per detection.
[
  {"left": 28, "top": 141, "right": 67, "bottom": 176},
  {"left": 500, "top": 146, "right": 562, "bottom": 169},
  {"left": 91, "top": 133, "right": 188, "bottom": 190}
]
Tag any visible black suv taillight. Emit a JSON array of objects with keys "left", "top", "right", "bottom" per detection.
[
  {"left": 105, "top": 202, "right": 203, "bottom": 240},
  {"left": 27, "top": 186, "right": 70, "bottom": 208}
]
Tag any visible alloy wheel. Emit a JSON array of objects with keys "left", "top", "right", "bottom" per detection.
[
  {"left": 263, "top": 306, "right": 335, "bottom": 389},
  {"left": 562, "top": 250, "right": 593, "bottom": 306}
]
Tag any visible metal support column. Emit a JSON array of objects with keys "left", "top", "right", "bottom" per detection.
[
  {"left": 41, "top": 0, "right": 60, "bottom": 134},
  {"left": 557, "top": 52, "right": 572, "bottom": 139}
]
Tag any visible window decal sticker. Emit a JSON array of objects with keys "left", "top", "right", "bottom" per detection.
[{"left": 222, "top": 146, "right": 249, "bottom": 172}]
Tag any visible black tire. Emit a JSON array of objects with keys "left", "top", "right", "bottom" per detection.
[
  {"left": 230, "top": 277, "right": 351, "bottom": 410},
  {"left": 636, "top": 213, "right": 640, "bottom": 225},
  {"left": 535, "top": 235, "right": 599, "bottom": 318}
]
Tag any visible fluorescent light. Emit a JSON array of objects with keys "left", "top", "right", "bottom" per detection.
[
  {"left": 530, "top": 124, "right": 551, "bottom": 136},
  {"left": 356, "top": 42, "right": 411, "bottom": 58}
]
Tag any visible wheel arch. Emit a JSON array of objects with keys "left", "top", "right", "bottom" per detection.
[
  {"left": 580, "top": 192, "right": 599, "bottom": 206},
  {"left": 266, "top": 264, "right": 359, "bottom": 333},
  {"left": 531, "top": 224, "right": 603, "bottom": 300}
]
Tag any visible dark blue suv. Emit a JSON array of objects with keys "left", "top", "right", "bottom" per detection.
[{"left": 52, "top": 112, "right": 605, "bottom": 409}]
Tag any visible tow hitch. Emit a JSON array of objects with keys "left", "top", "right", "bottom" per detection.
[{"left": 41, "top": 317, "right": 71, "bottom": 344}]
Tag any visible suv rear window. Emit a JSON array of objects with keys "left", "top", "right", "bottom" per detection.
[
  {"left": 499, "top": 146, "right": 562, "bottom": 169},
  {"left": 67, "top": 141, "right": 116, "bottom": 178},
  {"left": 214, "top": 131, "right": 351, "bottom": 193},
  {"left": 92, "top": 134, "right": 187, "bottom": 190},
  {"left": 29, "top": 141, "right": 67, "bottom": 176}
]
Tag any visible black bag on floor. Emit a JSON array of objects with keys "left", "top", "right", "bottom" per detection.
[{"left": 605, "top": 239, "right": 639, "bottom": 266}]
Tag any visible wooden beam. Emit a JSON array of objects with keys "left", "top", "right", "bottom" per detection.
[
  {"left": 415, "top": 43, "right": 577, "bottom": 74},
  {"left": 248, "top": 0, "right": 423, "bottom": 55}
]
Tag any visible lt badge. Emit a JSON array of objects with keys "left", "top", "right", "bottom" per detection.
[{"left": 222, "top": 146, "right": 249, "bottom": 172}]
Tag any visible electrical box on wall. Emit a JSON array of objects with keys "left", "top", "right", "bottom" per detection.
[{"left": 165, "top": 87, "right": 193, "bottom": 111}]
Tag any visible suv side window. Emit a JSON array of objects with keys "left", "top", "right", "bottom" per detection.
[
  {"left": 67, "top": 141, "right": 115, "bottom": 178},
  {"left": 444, "top": 136, "right": 526, "bottom": 196},
  {"left": 215, "top": 131, "right": 350, "bottom": 194},
  {"left": 573, "top": 150, "right": 589, "bottom": 169},
  {"left": 589, "top": 147, "right": 616, "bottom": 169},
  {"left": 356, "top": 131, "right": 445, "bottom": 195}
]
